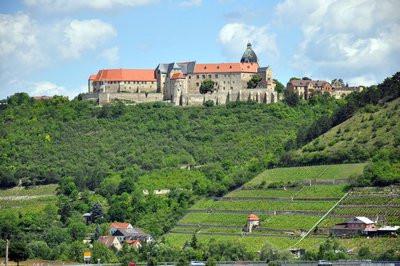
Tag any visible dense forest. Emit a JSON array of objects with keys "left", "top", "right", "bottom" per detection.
[
  {"left": 0, "top": 95, "right": 340, "bottom": 189},
  {"left": 0, "top": 72, "right": 399, "bottom": 264}
]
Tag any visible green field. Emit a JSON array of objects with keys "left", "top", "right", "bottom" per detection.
[
  {"left": 245, "top": 163, "right": 365, "bottom": 188},
  {"left": 0, "top": 184, "right": 57, "bottom": 197},
  {"left": 0, "top": 185, "right": 58, "bottom": 214},
  {"left": 179, "top": 212, "right": 326, "bottom": 230},
  {"left": 227, "top": 184, "right": 347, "bottom": 199},
  {"left": 191, "top": 199, "right": 335, "bottom": 212}
]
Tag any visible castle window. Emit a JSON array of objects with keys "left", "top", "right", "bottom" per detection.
[
  {"left": 197, "top": 75, "right": 199, "bottom": 79},
  {"left": 208, "top": 74, "right": 211, "bottom": 78},
  {"left": 202, "top": 75, "right": 205, "bottom": 79},
  {"left": 215, "top": 74, "right": 218, "bottom": 78},
  {"left": 196, "top": 82, "right": 199, "bottom": 86},
  {"left": 188, "top": 76, "right": 191, "bottom": 79}
]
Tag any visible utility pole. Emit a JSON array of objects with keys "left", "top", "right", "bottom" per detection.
[{"left": 5, "top": 239, "right": 9, "bottom": 266}]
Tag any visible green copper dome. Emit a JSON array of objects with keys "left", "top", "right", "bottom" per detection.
[{"left": 240, "top": 43, "right": 258, "bottom": 63}]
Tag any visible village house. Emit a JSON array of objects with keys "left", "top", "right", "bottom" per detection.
[
  {"left": 98, "top": 222, "right": 152, "bottom": 251},
  {"left": 98, "top": 236, "right": 123, "bottom": 251},
  {"left": 331, "top": 217, "right": 377, "bottom": 236},
  {"left": 331, "top": 86, "right": 364, "bottom": 99},
  {"left": 287, "top": 79, "right": 332, "bottom": 100},
  {"left": 109, "top": 222, "right": 153, "bottom": 243},
  {"left": 126, "top": 239, "right": 142, "bottom": 249}
]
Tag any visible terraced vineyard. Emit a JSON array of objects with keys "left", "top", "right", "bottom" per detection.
[
  {"left": 165, "top": 163, "right": 400, "bottom": 254},
  {"left": 0, "top": 184, "right": 58, "bottom": 215}
]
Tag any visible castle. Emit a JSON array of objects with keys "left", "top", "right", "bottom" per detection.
[{"left": 83, "top": 43, "right": 278, "bottom": 106}]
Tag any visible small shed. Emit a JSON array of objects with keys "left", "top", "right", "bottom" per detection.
[{"left": 245, "top": 213, "right": 260, "bottom": 233}]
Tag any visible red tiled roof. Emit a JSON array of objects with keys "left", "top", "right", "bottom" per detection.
[
  {"left": 126, "top": 240, "right": 141, "bottom": 246},
  {"left": 89, "top": 74, "right": 97, "bottom": 80},
  {"left": 171, "top": 72, "right": 185, "bottom": 80},
  {"left": 110, "top": 222, "right": 131, "bottom": 229},
  {"left": 93, "top": 69, "right": 156, "bottom": 82},
  {"left": 247, "top": 214, "right": 260, "bottom": 221},
  {"left": 194, "top": 63, "right": 258, "bottom": 74}
]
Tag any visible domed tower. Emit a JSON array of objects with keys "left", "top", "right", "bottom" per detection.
[{"left": 240, "top": 42, "right": 258, "bottom": 63}]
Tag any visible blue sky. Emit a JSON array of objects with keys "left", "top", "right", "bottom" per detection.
[{"left": 0, "top": 0, "right": 399, "bottom": 99}]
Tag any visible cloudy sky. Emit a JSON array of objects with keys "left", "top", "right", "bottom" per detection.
[{"left": 0, "top": 0, "right": 399, "bottom": 99}]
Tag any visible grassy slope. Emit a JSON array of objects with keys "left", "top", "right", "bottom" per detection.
[
  {"left": 0, "top": 184, "right": 57, "bottom": 214},
  {"left": 165, "top": 163, "right": 400, "bottom": 254},
  {"left": 294, "top": 98, "right": 400, "bottom": 163}
]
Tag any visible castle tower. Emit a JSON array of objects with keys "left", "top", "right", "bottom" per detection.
[{"left": 240, "top": 43, "right": 258, "bottom": 63}]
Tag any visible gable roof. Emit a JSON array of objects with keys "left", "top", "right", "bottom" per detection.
[
  {"left": 156, "top": 61, "right": 196, "bottom": 75},
  {"left": 194, "top": 63, "right": 258, "bottom": 74},
  {"left": 93, "top": 69, "right": 156, "bottom": 82},
  {"left": 354, "top": 217, "right": 375, "bottom": 224},
  {"left": 110, "top": 222, "right": 132, "bottom": 229},
  {"left": 98, "top": 236, "right": 119, "bottom": 247},
  {"left": 312, "top": 80, "right": 331, "bottom": 87},
  {"left": 289, "top": 79, "right": 311, "bottom": 87},
  {"left": 89, "top": 74, "right": 97, "bottom": 81},
  {"left": 247, "top": 214, "right": 260, "bottom": 221}
]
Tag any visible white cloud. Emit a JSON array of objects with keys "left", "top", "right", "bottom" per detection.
[
  {"left": 100, "top": 46, "right": 120, "bottom": 65},
  {"left": 31, "top": 81, "right": 66, "bottom": 96},
  {"left": 218, "top": 23, "right": 278, "bottom": 61},
  {"left": 276, "top": 0, "right": 400, "bottom": 84},
  {"left": 24, "top": 0, "right": 156, "bottom": 11},
  {"left": 28, "top": 81, "right": 85, "bottom": 98},
  {"left": 179, "top": 0, "right": 202, "bottom": 7},
  {"left": 0, "top": 13, "right": 118, "bottom": 99},
  {"left": 60, "top": 19, "right": 117, "bottom": 59},
  {"left": 0, "top": 13, "right": 47, "bottom": 72}
]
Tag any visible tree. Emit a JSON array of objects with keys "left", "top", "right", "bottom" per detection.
[
  {"left": 273, "top": 79, "right": 285, "bottom": 94},
  {"left": 302, "top": 77, "right": 311, "bottom": 80},
  {"left": 67, "top": 218, "right": 87, "bottom": 241},
  {"left": 190, "top": 233, "right": 198, "bottom": 249},
  {"left": 247, "top": 75, "right": 262, "bottom": 89},
  {"left": 203, "top": 100, "right": 214, "bottom": 107},
  {"left": 27, "top": 241, "right": 51, "bottom": 260},
  {"left": 199, "top": 79, "right": 216, "bottom": 94},
  {"left": 358, "top": 246, "right": 372, "bottom": 259},
  {"left": 283, "top": 90, "right": 300, "bottom": 106},
  {"left": 91, "top": 203, "right": 104, "bottom": 223},
  {"left": 7, "top": 93, "right": 32, "bottom": 106},
  {"left": 92, "top": 242, "right": 118, "bottom": 263},
  {"left": 9, "top": 240, "right": 29, "bottom": 266}
]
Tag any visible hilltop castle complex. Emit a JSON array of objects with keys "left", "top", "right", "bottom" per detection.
[{"left": 83, "top": 43, "right": 278, "bottom": 105}]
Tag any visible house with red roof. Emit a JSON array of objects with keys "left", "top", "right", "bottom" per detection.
[{"left": 245, "top": 213, "right": 260, "bottom": 233}]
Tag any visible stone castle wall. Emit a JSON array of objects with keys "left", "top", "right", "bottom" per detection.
[
  {"left": 81, "top": 92, "right": 163, "bottom": 105},
  {"left": 82, "top": 89, "right": 277, "bottom": 106},
  {"left": 179, "top": 89, "right": 277, "bottom": 106}
]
